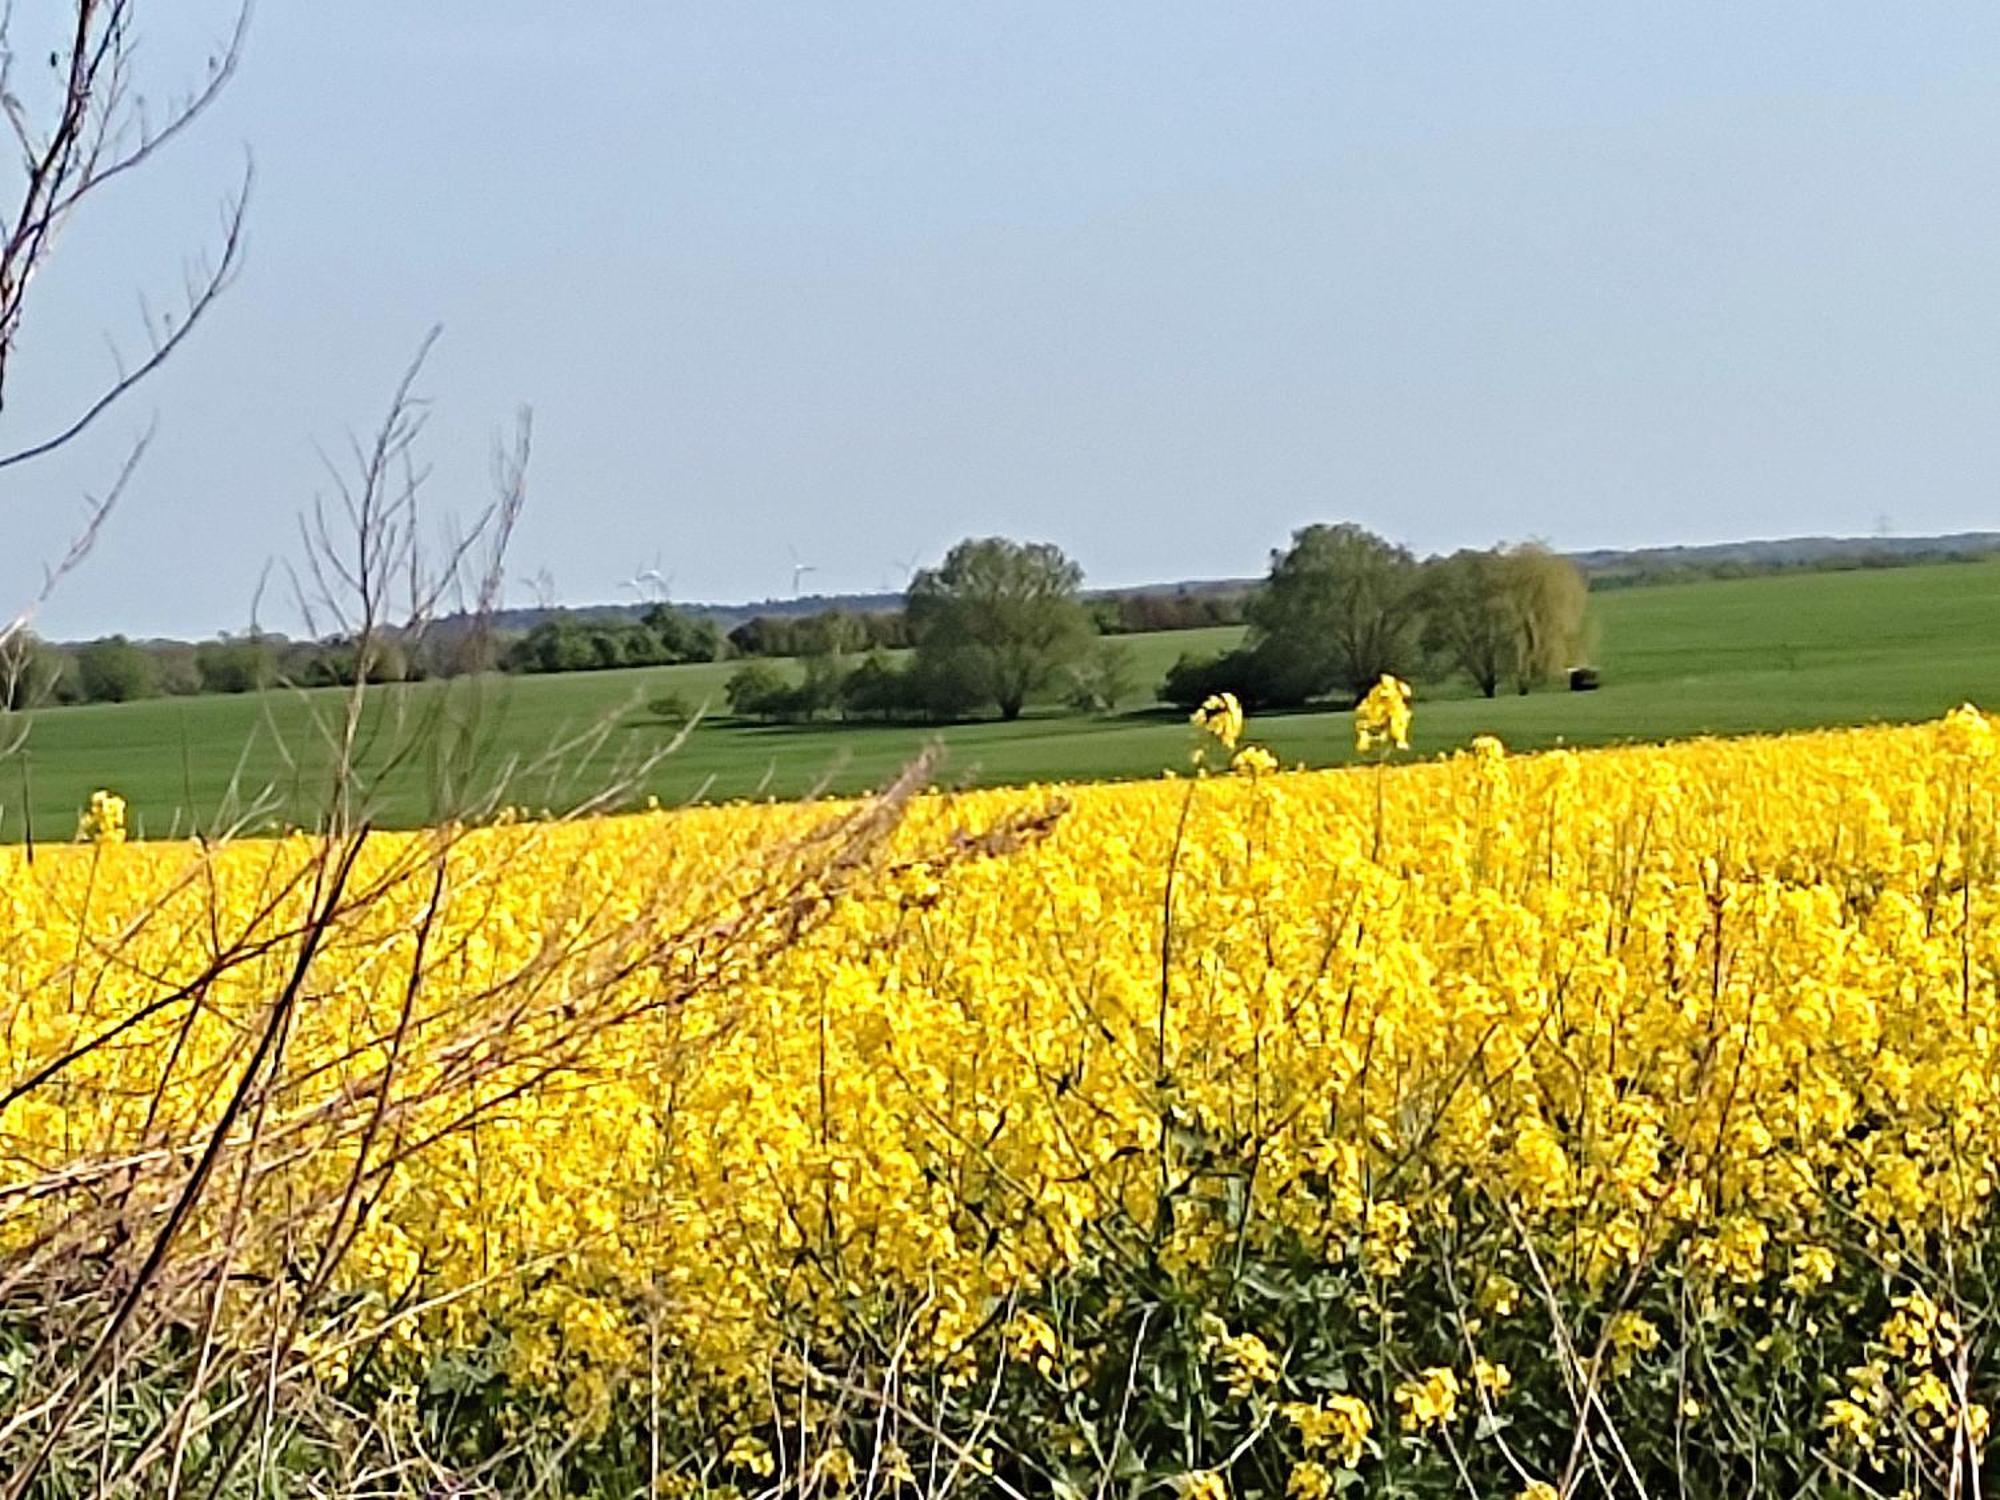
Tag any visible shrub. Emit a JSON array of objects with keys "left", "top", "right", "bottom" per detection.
[
  {"left": 0, "top": 636, "right": 76, "bottom": 709},
  {"left": 647, "top": 690, "right": 696, "bottom": 724},
  {"left": 837, "top": 650, "right": 915, "bottom": 720},
  {"left": 1160, "top": 644, "right": 1298, "bottom": 710},
  {"left": 724, "top": 660, "right": 798, "bottom": 721},
  {"left": 195, "top": 636, "right": 277, "bottom": 694},
  {"left": 74, "top": 635, "right": 158, "bottom": 702},
  {"left": 1063, "top": 640, "right": 1139, "bottom": 713}
]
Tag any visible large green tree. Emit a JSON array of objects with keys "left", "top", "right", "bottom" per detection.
[
  {"left": 1499, "top": 542, "right": 1591, "bottom": 692},
  {"left": 74, "top": 636, "right": 158, "bottom": 704},
  {"left": 638, "top": 602, "right": 722, "bottom": 664},
  {"left": 1417, "top": 542, "right": 1592, "bottom": 696},
  {"left": 1245, "top": 523, "right": 1421, "bottom": 701},
  {"left": 1417, "top": 548, "right": 1518, "bottom": 697},
  {"left": 906, "top": 537, "right": 1093, "bottom": 720},
  {"left": 195, "top": 635, "right": 277, "bottom": 694}
]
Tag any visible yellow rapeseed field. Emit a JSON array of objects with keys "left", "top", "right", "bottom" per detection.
[{"left": 7, "top": 705, "right": 2000, "bottom": 1493}]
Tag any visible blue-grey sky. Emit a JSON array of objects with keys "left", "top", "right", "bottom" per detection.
[{"left": 9, "top": 2, "right": 2000, "bottom": 639}]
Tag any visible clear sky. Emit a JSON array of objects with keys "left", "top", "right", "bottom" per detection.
[{"left": 8, "top": 2, "right": 2000, "bottom": 639}]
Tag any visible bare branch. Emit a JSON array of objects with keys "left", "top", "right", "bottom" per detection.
[
  {"left": 0, "top": 162, "right": 247, "bottom": 472},
  {"left": 44, "top": 3, "right": 250, "bottom": 217}
]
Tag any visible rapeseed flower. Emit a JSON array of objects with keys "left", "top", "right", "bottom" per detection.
[
  {"left": 1283, "top": 1394, "right": 1372, "bottom": 1467},
  {"left": 76, "top": 788, "right": 127, "bottom": 844},
  {"left": 1231, "top": 744, "right": 1278, "bottom": 777},
  {"left": 1217, "top": 1330, "right": 1280, "bottom": 1399},
  {"left": 1354, "top": 674, "right": 1412, "bottom": 752},
  {"left": 1394, "top": 1367, "right": 1460, "bottom": 1431},
  {"left": 6, "top": 705, "right": 2000, "bottom": 1485},
  {"left": 1473, "top": 1358, "right": 1512, "bottom": 1400},
  {"left": 1605, "top": 1312, "right": 1660, "bottom": 1376},
  {"left": 1190, "top": 691, "right": 1244, "bottom": 750}
]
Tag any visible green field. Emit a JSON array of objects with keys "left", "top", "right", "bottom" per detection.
[{"left": 7, "top": 562, "right": 2000, "bottom": 840}]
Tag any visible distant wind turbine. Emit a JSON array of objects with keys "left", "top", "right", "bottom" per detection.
[
  {"left": 875, "top": 553, "right": 921, "bottom": 592},
  {"left": 620, "top": 552, "right": 671, "bottom": 603},
  {"left": 787, "top": 545, "right": 818, "bottom": 598},
  {"left": 518, "top": 568, "right": 558, "bottom": 610}
]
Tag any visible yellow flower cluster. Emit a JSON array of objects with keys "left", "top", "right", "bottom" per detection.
[
  {"left": 1191, "top": 691, "right": 1246, "bottom": 751},
  {"left": 6, "top": 706, "right": 2000, "bottom": 1472},
  {"left": 75, "top": 787, "right": 127, "bottom": 844},
  {"left": 1826, "top": 1287, "right": 1992, "bottom": 1454},
  {"left": 1353, "top": 674, "right": 1412, "bottom": 752},
  {"left": 1218, "top": 1329, "right": 1281, "bottom": 1399},
  {"left": 1394, "top": 1367, "right": 1461, "bottom": 1431},
  {"left": 1283, "top": 1394, "right": 1373, "bottom": 1468}
]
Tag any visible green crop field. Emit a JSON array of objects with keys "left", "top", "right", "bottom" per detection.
[{"left": 6, "top": 562, "right": 2000, "bottom": 840}]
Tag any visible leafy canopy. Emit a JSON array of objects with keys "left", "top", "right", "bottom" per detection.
[{"left": 906, "top": 537, "right": 1093, "bottom": 721}]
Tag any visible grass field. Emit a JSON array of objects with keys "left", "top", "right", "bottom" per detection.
[{"left": 6, "top": 561, "right": 2000, "bottom": 838}]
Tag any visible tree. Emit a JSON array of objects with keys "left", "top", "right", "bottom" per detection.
[
  {"left": 1063, "top": 641, "right": 1138, "bottom": 714},
  {"left": 1499, "top": 543, "right": 1590, "bottom": 693},
  {"left": 1416, "top": 543, "right": 1592, "bottom": 697},
  {"left": 725, "top": 661, "right": 794, "bottom": 721},
  {"left": 794, "top": 610, "right": 867, "bottom": 659},
  {"left": 506, "top": 618, "right": 610, "bottom": 673},
  {"left": 906, "top": 537, "right": 1093, "bottom": 720},
  {"left": 1245, "top": 524, "right": 1421, "bottom": 702},
  {"left": 0, "top": 635, "right": 73, "bottom": 710},
  {"left": 647, "top": 690, "right": 695, "bottom": 725},
  {"left": 909, "top": 650, "right": 988, "bottom": 721},
  {"left": 730, "top": 609, "right": 909, "bottom": 658},
  {"left": 195, "top": 635, "right": 276, "bottom": 694},
  {"left": 1094, "top": 588, "right": 1249, "bottom": 635},
  {"left": 75, "top": 636, "right": 157, "bottom": 702},
  {"left": 1417, "top": 549, "right": 1517, "bottom": 697},
  {"left": 420, "top": 622, "right": 502, "bottom": 678},
  {"left": 827, "top": 650, "right": 979, "bottom": 723},
  {"left": 791, "top": 648, "right": 845, "bottom": 721},
  {"left": 152, "top": 643, "right": 202, "bottom": 696},
  {"left": 726, "top": 615, "right": 788, "bottom": 657},
  {"left": 639, "top": 602, "right": 721, "bottom": 664},
  {"left": 1158, "top": 644, "right": 1291, "bottom": 712},
  {"left": 837, "top": 651, "right": 905, "bottom": 720}
]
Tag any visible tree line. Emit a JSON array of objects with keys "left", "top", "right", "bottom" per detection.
[
  {"left": 1585, "top": 541, "right": 2000, "bottom": 590},
  {"left": 1163, "top": 524, "right": 1590, "bottom": 710},
  {"left": 0, "top": 623, "right": 534, "bottom": 710},
  {"left": 502, "top": 604, "right": 722, "bottom": 674},
  {"left": 0, "top": 583, "right": 1254, "bottom": 712},
  {"left": 3, "top": 632, "right": 387, "bottom": 710},
  {"left": 716, "top": 585, "right": 1242, "bottom": 659},
  {"left": 1, "top": 525, "right": 1582, "bottom": 719},
  {"left": 713, "top": 526, "right": 1590, "bottom": 727},
  {"left": 718, "top": 540, "right": 1116, "bottom": 724}
]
